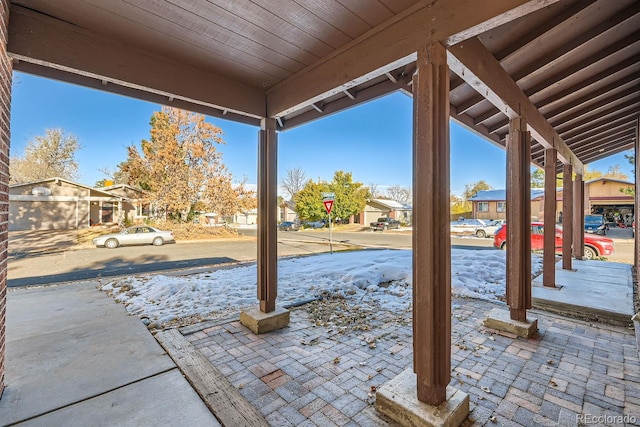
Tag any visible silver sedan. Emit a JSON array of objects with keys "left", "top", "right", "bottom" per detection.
[{"left": 92, "top": 226, "right": 175, "bottom": 249}]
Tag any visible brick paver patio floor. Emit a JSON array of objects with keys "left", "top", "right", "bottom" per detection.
[{"left": 185, "top": 298, "right": 640, "bottom": 426}]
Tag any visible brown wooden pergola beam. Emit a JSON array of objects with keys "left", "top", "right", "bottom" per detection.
[
  {"left": 266, "top": 0, "right": 561, "bottom": 117},
  {"left": 562, "top": 164, "right": 573, "bottom": 271},
  {"left": 494, "top": 0, "right": 598, "bottom": 62},
  {"left": 447, "top": 37, "right": 583, "bottom": 174},
  {"left": 555, "top": 97, "right": 640, "bottom": 135},
  {"left": 7, "top": 5, "right": 266, "bottom": 120},
  {"left": 542, "top": 75, "right": 640, "bottom": 120},
  {"left": 524, "top": 30, "right": 640, "bottom": 98},
  {"left": 563, "top": 116, "right": 637, "bottom": 144},
  {"left": 547, "top": 87, "right": 639, "bottom": 126},
  {"left": 544, "top": 148, "right": 558, "bottom": 288},
  {"left": 533, "top": 55, "right": 640, "bottom": 109},
  {"left": 510, "top": 2, "right": 640, "bottom": 83}
]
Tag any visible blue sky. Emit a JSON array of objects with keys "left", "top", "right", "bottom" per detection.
[{"left": 10, "top": 72, "right": 634, "bottom": 196}]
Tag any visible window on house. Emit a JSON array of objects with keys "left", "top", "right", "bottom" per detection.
[
  {"left": 478, "top": 202, "right": 489, "bottom": 212},
  {"left": 497, "top": 202, "right": 506, "bottom": 212}
]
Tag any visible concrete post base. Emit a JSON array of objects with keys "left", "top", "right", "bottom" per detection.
[
  {"left": 483, "top": 308, "right": 538, "bottom": 338},
  {"left": 239, "top": 306, "right": 290, "bottom": 334},
  {"left": 376, "top": 369, "right": 469, "bottom": 427}
]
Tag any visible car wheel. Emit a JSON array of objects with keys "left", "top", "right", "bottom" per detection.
[
  {"left": 105, "top": 238, "right": 119, "bottom": 249},
  {"left": 500, "top": 242, "right": 507, "bottom": 250},
  {"left": 476, "top": 229, "right": 487, "bottom": 238},
  {"left": 583, "top": 246, "right": 597, "bottom": 260},
  {"left": 152, "top": 237, "right": 164, "bottom": 246}
]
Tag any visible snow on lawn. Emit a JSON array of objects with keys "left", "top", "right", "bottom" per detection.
[{"left": 98, "top": 249, "right": 543, "bottom": 329}]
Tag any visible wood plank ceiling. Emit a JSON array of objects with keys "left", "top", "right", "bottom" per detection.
[{"left": 7, "top": 0, "right": 639, "bottom": 169}]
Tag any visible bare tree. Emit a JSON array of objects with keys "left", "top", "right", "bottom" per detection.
[
  {"left": 10, "top": 129, "right": 81, "bottom": 184},
  {"left": 368, "top": 182, "right": 380, "bottom": 198},
  {"left": 281, "top": 167, "right": 308, "bottom": 199},
  {"left": 386, "top": 185, "right": 412, "bottom": 204}
]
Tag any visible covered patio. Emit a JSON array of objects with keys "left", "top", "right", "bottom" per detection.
[{"left": 0, "top": 0, "right": 638, "bottom": 425}]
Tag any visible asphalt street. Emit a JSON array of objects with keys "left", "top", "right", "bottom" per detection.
[{"left": 9, "top": 227, "right": 633, "bottom": 287}]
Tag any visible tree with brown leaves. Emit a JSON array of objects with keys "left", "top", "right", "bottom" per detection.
[{"left": 120, "top": 107, "right": 253, "bottom": 222}]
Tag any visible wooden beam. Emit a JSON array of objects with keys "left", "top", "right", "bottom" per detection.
[
  {"left": 257, "top": 119, "right": 278, "bottom": 313},
  {"left": 412, "top": 42, "right": 450, "bottom": 406},
  {"left": 266, "top": 0, "right": 560, "bottom": 117},
  {"left": 573, "top": 174, "right": 585, "bottom": 260},
  {"left": 562, "top": 164, "right": 573, "bottom": 271},
  {"left": 281, "top": 75, "right": 410, "bottom": 130},
  {"left": 635, "top": 117, "right": 640, "bottom": 269},
  {"left": 505, "top": 117, "right": 532, "bottom": 322},
  {"left": 8, "top": 5, "right": 265, "bottom": 120},
  {"left": 447, "top": 37, "right": 583, "bottom": 174},
  {"left": 543, "top": 148, "right": 557, "bottom": 288}
]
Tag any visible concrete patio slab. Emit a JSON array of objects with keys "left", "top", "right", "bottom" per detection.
[
  {"left": 0, "top": 282, "right": 219, "bottom": 426},
  {"left": 18, "top": 370, "right": 220, "bottom": 427},
  {"left": 532, "top": 260, "right": 635, "bottom": 325}
]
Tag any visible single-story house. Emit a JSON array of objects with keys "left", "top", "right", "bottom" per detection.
[
  {"left": 97, "top": 183, "right": 152, "bottom": 223},
  {"left": 278, "top": 200, "right": 298, "bottom": 223},
  {"left": 9, "top": 177, "right": 126, "bottom": 231},
  {"left": 559, "top": 178, "right": 635, "bottom": 224},
  {"left": 469, "top": 189, "right": 545, "bottom": 221},
  {"left": 470, "top": 178, "right": 635, "bottom": 223},
  {"left": 356, "top": 198, "right": 412, "bottom": 226},
  {"left": 233, "top": 208, "right": 258, "bottom": 225}
]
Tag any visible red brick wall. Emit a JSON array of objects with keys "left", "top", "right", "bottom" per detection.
[{"left": 0, "top": 0, "right": 11, "bottom": 397}]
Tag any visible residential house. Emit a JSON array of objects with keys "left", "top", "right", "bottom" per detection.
[
  {"left": 233, "top": 208, "right": 258, "bottom": 225},
  {"left": 356, "top": 198, "right": 412, "bottom": 226},
  {"left": 470, "top": 178, "right": 635, "bottom": 224},
  {"left": 278, "top": 200, "right": 298, "bottom": 223},
  {"left": 9, "top": 177, "right": 126, "bottom": 231},
  {"left": 469, "top": 189, "right": 545, "bottom": 221},
  {"left": 559, "top": 178, "right": 634, "bottom": 224},
  {"left": 98, "top": 183, "right": 152, "bottom": 223}
]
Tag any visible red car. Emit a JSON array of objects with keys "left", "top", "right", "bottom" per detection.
[{"left": 493, "top": 222, "right": 615, "bottom": 260}]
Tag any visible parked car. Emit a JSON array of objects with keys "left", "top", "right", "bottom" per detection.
[
  {"left": 450, "top": 218, "right": 486, "bottom": 234},
  {"left": 277, "top": 221, "right": 299, "bottom": 231},
  {"left": 584, "top": 214, "right": 607, "bottom": 235},
  {"left": 474, "top": 219, "right": 506, "bottom": 238},
  {"left": 303, "top": 220, "right": 326, "bottom": 229},
  {"left": 92, "top": 226, "right": 175, "bottom": 249},
  {"left": 370, "top": 217, "right": 401, "bottom": 231},
  {"left": 493, "top": 222, "right": 614, "bottom": 259}
]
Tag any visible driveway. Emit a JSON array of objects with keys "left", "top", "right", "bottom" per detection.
[{"left": 8, "top": 230, "right": 88, "bottom": 257}]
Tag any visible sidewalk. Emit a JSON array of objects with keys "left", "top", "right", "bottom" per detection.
[{"left": 0, "top": 282, "right": 220, "bottom": 426}]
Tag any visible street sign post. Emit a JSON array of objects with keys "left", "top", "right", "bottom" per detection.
[{"left": 322, "top": 193, "right": 335, "bottom": 253}]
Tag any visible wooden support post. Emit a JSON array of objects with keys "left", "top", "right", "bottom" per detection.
[
  {"left": 562, "top": 164, "right": 573, "bottom": 270},
  {"left": 543, "top": 148, "right": 557, "bottom": 288},
  {"left": 635, "top": 118, "right": 640, "bottom": 269},
  {"left": 505, "top": 117, "right": 531, "bottom": 323},
  {"left": 412, "top": 42, "right": 450, "bottom": 406},
  {"left": 257, "top": 118, "right": 278, "bottom": 313},
  {"left": 573, "top": 174, "right": 584, "bottom": 260},
  {"left": 0, "top": 0, "right": 10, "bottom": 397}
]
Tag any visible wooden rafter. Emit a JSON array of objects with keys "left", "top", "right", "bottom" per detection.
[
  {"left": 266, "top": 0, "right": 561, "bottom": 117},
  {"left": 447, "top": 37, "right": 584, "bottom": 174},
  {"left": 7, "top": 5, "right": 266, "bottom": 119}
]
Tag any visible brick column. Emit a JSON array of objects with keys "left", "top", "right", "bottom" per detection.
[{"left": 0, "top": 0, "right": 11, "bottom": 398}]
